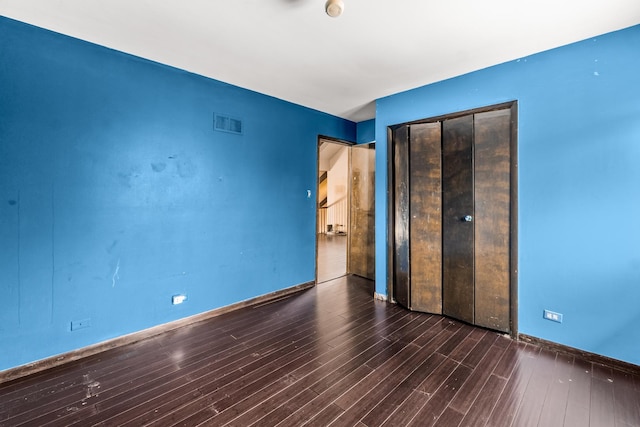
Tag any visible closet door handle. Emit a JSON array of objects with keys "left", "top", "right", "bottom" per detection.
[{"left": 463, "top": 215, "right": 473, "bottom": 222}]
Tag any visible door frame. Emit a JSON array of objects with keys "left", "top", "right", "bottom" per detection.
[{"left": 386, "top": 101, "right": 519, "bottom": 336}]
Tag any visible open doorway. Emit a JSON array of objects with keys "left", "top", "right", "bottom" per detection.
[
  {"left": 317, "top": 139, "right": 349, "bottom": 283},
  {"left": 316, "top": 137, "right": 376, "bottom": 284}
]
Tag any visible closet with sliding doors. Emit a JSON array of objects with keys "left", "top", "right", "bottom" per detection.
[{"left": 390, "top": 102, "right": 517, "bottom": 334}]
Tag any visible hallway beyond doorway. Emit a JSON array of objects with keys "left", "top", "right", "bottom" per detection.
[{"left": 317, "top": 233, "right": 347, "bottom": 283}]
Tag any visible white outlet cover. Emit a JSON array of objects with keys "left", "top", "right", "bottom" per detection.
[{"left": 172, "top": 295, "right": 187, "bottom": 305}]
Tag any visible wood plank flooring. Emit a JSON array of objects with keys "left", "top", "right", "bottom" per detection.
[{"left": 1, "top": 275, "right": 639, "bottom": 426}]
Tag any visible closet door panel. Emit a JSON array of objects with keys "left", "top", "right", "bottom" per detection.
[
  {"left": 409, "top": 122, "right": 442, "bottom": 313},
  {"left": 474, "top": 109, "right": 511, "bottom": 332},
  {"left": 442, "top": 115, "right": 475, "bottom": 324},
  {"left": 393, "top": 125, "right": 410, "bottom": 308}
]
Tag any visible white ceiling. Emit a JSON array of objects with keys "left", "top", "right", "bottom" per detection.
[{"left": 2, "top": 0, "right": 639, "bottom": 122}]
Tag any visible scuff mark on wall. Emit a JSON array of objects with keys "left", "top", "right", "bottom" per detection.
[
  {"left": 106, "top": 240, "right": 118, "bottom": 254},
  {"left": 151, "top": 162, "right": 166, "bottom": 172},
  {"left": 176, "top": 158, "right": 197, "bottom": 178},
  {"left": 112, "top": 258, "right": 120, "bottom": 288},
  {"left": 117, "top": 166, "right": 142, "bottom": 188}
]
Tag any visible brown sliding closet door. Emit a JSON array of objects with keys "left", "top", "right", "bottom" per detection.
[
  {"left": 409, "top": 123, "right": 442, "bottom": 314},
  {"left": 473, "top": 109, "right": 511, "bottom": 331},
  {"left": 393, "top": 123, "right": 444, "bottom": 313},
  {"left": 442, "top": 115, "right": 475, "bottom": 325},
  {"left": 392, "top": 125, "right": 410, "bottom": 308},
  {"left": 390, "top": 103, "right": 515, "bottom": 334}
]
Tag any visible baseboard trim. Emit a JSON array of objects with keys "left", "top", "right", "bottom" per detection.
[
  {"left": 0, "top": 281, "right": 315, "bottom": 385},
  {"left": 519, "top": 333, "right": 640, "bottom": 375}
]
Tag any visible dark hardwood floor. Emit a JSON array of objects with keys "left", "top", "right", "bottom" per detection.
[
  {"left": 1, "top": 276, "right": 639, "bottom": 426},
  {"left": 317, "top": 233, "right": 347, "bottom": 283}
]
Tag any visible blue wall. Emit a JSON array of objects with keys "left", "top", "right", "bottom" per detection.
[
  {"left": 375, "top": 25, "right": 640, "bottom": 365},
  {"left": 356, "top": 119, "right": 375, "bottom": 144},
  {"left": 0, "top": 17, "right": 355, "bottom": 371}
]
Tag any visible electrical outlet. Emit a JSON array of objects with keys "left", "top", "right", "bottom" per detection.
[
  {"left": 543, "top": 310, "right": 563, "bottom": 323},
  {"left": 71, "top": 318, "right": 91, "bottom": 331},
  {"left": 172, "top": 294, "right": 187, "bottom": 305}
]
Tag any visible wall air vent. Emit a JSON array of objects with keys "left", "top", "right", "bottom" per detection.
[{"left": 214, "top": 113, "right": 243, "bottom": 135}]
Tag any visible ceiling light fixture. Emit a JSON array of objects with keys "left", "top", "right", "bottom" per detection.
[{"left": 325, "top": 0, "right": 344, "bottom": 18}]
